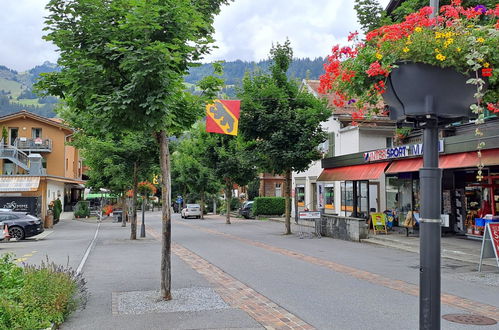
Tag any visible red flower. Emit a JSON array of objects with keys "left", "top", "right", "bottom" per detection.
[
  {"left": 366, "top": 61, "right": 389, "bottom": 77},
  {"left": 482, "top": 68, "right": 493, "bottom": 77},
  {"left": 487, "top": 103, "right": 499, "bottom": 113},
  {"left": 352, "top": 111, "right": 365, "bottom": 120},
  {"left": 348, "top": 31, "right": 359, "bottom": 42}
]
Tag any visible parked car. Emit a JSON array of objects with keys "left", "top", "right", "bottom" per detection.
[
  {"left": 0, "top": 220, "right": 4, "bottom": 241},
  {"left": 239, "top": 201, "right": 254, "bottom": 219},
  {"left": 0, "top": 212, "right": 44, "bottom": 240},
  {"left": 181, "top": 204, "right": 201, "bottom": 219}
]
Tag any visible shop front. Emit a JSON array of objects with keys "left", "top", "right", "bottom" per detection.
[{"left": 384, "top": 149, "right": 499, "bottom": 236}]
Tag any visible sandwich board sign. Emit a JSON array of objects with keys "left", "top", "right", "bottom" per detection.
[{"left": 478, "top": 222, "right": 499, "bottom": 272}]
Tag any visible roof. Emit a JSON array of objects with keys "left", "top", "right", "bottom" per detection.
[
  {"left": 0, "top": 110, "right": 73, "bottom": 133},
  {"left": 302, "top": 80, "right": 356, "bottom": 115},
  {"left": 301, "top": 80, "right": 390, "bottom": 122},
  {"left": 385, "top": 0, "right": 405, "bottom": 14}
]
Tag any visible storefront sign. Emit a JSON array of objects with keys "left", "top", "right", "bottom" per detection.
[
  {"left": 478, "top": 222, "right": 499, "bottom": 271},
  {"left": 0, "top": 197, "right": 41, "bottom": 216},
  {"left": 299, "top": 211, "right": 321, "bottom": 219},
  {"left": 363, "top": 140, "right": 444, "bottom": 162}
]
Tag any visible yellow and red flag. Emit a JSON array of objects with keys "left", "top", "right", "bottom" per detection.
[{"left": 206, "top": 99, "right": 240, "bottom": 136}]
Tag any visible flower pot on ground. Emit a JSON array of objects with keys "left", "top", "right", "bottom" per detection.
[{"left": 384, "top": 62, "right": 477, "bottom": 123}]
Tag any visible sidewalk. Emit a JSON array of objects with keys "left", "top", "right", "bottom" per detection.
[{"left": 266, "top": 216, "right": 497, "bottom": 268}]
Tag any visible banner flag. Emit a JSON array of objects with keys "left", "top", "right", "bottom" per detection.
[{"left": 206, "top": 99, "right": 240, "bottom": 136}]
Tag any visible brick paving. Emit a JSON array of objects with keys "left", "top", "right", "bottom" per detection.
[
  {"left": 176, "top": 219, "right": 499, "bottom": 322},
  {"left": 146, "top": 225, "right": 314, "bottom": 330}
]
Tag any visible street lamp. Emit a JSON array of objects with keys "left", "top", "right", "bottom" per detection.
[{"left": 140, "top": 197, "right": 146, "bottom": 238}]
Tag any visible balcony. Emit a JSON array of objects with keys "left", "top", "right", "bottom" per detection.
[{"left": 13, "top": 138, "right": 52, "bottom": 152}]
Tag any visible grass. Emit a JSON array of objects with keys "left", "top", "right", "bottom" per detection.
[{"left": 0, "top": 78, "right": 23, "bottom": 98}]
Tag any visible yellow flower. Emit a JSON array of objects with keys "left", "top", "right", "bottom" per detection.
[
  {"left": 456, "top": 47, "right": 462, "bottom": 52},
  {"left": 483, "top": 62, "right": 490, "bottom": 68},
  {"left": 477, "top": 37, "right": 485, "bottom": 43},
  {"left": 403, "top": 47, "right": 410, "bottom": 53},
  {"left": 435, "top": 32, "right": 442, "bottom": 39},
  {"left": 375, "top": 53, "right": 383, "bottom": 60},
  {"left": 415, "top": 27, "right": 422, "bottom": 32},
  {"left": 434, "top": 48, "right": 440, "bottom": 53},
  {"left": 436, "top": 54, "right": 446, "bottom": 61}
]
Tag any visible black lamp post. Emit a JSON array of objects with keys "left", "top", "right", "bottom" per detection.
[
  {"left": 382, "top": 1, "right": 483, "bottom": 327},
  {"left": 140, "top": 197, "right": 146, "bottom": 238}
]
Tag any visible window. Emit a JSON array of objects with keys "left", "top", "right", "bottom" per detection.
[
  {"left": 341, "top": 181, "right": 353, "bottom": 215},
  {"left": 275, "top": 183, "right": 282, "bottom": 197},
  {"left": 32, "top": 128, "right": 42, "bottom": 139},
  {"left": 325, "top": 185, "right": 334, "bottom": 209},
  {"left": 386, "top": 137, "right": 393, "bottom": 148},
  {"left": 327, "top": 132, "right": 335, "bottom": 157},
  {"left": 8, "top": 128, "right": 18, "bottom": 145},
  {"left": 296, "top": 186, "right": 305, "bottom": 207}
]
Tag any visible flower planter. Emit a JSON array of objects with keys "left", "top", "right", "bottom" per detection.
[{"left": 383, "top": 62, "right": 476, "bottom": 123}]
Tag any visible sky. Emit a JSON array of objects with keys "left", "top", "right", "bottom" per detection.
[{"left": 0, "top": 0, "right": 390, "bottom": 72}]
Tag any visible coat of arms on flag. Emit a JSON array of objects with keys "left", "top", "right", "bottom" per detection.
[{"left": 206, "top": 99, "right": 240, "bottom": 136}]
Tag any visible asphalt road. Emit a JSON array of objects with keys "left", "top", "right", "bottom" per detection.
[{"left": 1, "top": 211, "right": 498, "bottom": 330}]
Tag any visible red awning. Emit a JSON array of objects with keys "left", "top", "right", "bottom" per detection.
[
  {"left": 386, "top": 149, "right": 499, "bottom": 174},
  {"left": 318, "top": 162, "right": 389, "bottom": 181}
]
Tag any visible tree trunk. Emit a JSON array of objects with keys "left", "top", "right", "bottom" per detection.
[
  {"left": 225, "top": 178, "right": 232, "bottom": 224},
  {"left": 284, "top": 169, "right": 292, "bottom": 235},
  {"left": 121, "top": 191, "right": 127, "bottom": 227},
  {"left": 200, "top": 191, "right": 205, "bottom": 220},
  {"left": 130, "top": 162, "right": 138, "bottom": 240},
  {"left": 159, "top": 130, "right": 172, "bottom": 300}
]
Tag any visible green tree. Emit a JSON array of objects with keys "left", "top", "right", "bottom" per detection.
[
  {"left": 172, "top": 125, "right": 221, "bottom": 219},
  {"left": 354, "top": 0, "right": 386, "bottom": 33},
  {"left": 38, "top": 0, "right": 229, "bottom": 300},
  {"left": 238, "top": 40, "right": 330, "bottom": 234}
]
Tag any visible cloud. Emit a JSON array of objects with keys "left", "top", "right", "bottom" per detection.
[
  {"left": 205, "top": 0, "right": 391, "bottom": 62},
  {"left": 0, "top": 0, "right": 392, "bottom": 71},
  {"left": 0, "top": 0, "right": 58, "bottom": 72}
]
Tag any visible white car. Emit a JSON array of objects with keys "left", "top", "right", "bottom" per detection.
[{"left": 181, "top": 204, "right": 201, "bottom": 219}]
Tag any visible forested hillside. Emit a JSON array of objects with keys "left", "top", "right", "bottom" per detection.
[
  {"left": 0, "top": 57, "right": 325, "bottom": 116},
  {"left": 0, "top": 62, "right": 59, "bottom": 117}
]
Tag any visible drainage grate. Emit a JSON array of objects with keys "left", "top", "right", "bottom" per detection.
[{"left": 442, "top": 314, "right": 497, "bottom": 325}]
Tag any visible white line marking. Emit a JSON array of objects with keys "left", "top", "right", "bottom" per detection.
[{"left": 77, "top": 222, "right": 100, "bottom": 275}]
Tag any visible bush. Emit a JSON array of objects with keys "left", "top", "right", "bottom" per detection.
[
  {"left": 253, "top": 197, "right": 285, "bottom": 216},
  {"left": 0, "top": 254, "right": 87, "bottom": 329},
  {"left": 74, "top": 201, "right": 90, "bottom": 218}
]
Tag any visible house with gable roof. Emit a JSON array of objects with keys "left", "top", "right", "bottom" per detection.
[{"left": 0, "top": 110, "right": 84, "bottom": 219}]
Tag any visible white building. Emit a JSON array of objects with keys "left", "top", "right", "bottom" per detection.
[{"left": 292, "top": 80, "right": 395, "bottom": 218}]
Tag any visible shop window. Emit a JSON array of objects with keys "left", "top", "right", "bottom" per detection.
[
  {"left": 341, "top": 181, "right": 353, "bottom": 215},
  {"left": 386, "top": 137, "right": 393, "bottom": 148},
  {"left": 325, "top": 185, "right": 334, "bottom": 209},
  {"left": 296, "top": 186, "right": 305, "bottom": 207}
]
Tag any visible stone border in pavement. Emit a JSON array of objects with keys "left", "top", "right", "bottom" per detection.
[{"left": 146, "top": 226, "right": 314, "bottom": 330}]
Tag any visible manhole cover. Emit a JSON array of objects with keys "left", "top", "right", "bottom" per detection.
[{"left": 442, "top": 314, "right": 497, "bottom": 325}]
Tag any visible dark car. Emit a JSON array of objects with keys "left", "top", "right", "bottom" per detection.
[
  {"left": 0, "top": 212, "right": 44, "bottom": 240},
  {"left": 239, "top": 201, "right": 254, "bottom": 219}
]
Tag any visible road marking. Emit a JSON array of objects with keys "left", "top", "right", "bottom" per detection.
[
  {"left": 146, "top": 226, "right": 314, "bottom": 330},
  {"left": 177, "top": 220, "right": 499, "bottom": 322},
  {"left": 76, "top": 222, "right": 101, "bottom": 275}
]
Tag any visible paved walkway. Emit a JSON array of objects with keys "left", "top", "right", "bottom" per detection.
[{"left": 267, "top": 216, "right": 497, "bottom": 268}]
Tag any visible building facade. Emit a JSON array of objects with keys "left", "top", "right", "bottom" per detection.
[{"left": 0, "top": 111, "right": 84, "bottom": 218}]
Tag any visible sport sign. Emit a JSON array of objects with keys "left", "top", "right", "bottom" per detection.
[
  {"left": 206, "top": 99, "right": 240, "bottom": 136},
  {"left": 478, "top": 222, "right": 499, "bottom": 271}
]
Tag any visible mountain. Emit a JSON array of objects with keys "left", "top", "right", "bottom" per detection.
[
  {"left": 0, "top": 57, "right": 326, "bottom": 117},
  {"left": 0, "top": 61, "right": 59, "bottom": 118}
]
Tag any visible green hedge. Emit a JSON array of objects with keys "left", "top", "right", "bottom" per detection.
[{"left": 253, "top": 197, "right": 285, "bottom": 216}]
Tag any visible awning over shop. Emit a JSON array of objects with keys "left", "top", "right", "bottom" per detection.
[
  {"left": 386, "top": 149, "right": 499, "bottom": 174},
  {"left": 318, "top": 162, "right": 389, "bottom": 181},
  {"left": 0, "top": 176, "right": 40, "bottom": 192}
]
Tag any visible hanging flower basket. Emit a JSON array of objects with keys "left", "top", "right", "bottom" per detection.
[
  {"left": 384, "top": 62, "right": 477, "bottom": 122},
  {"left": 319, "top": 1, "right": 499, "bottom": 121}
]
